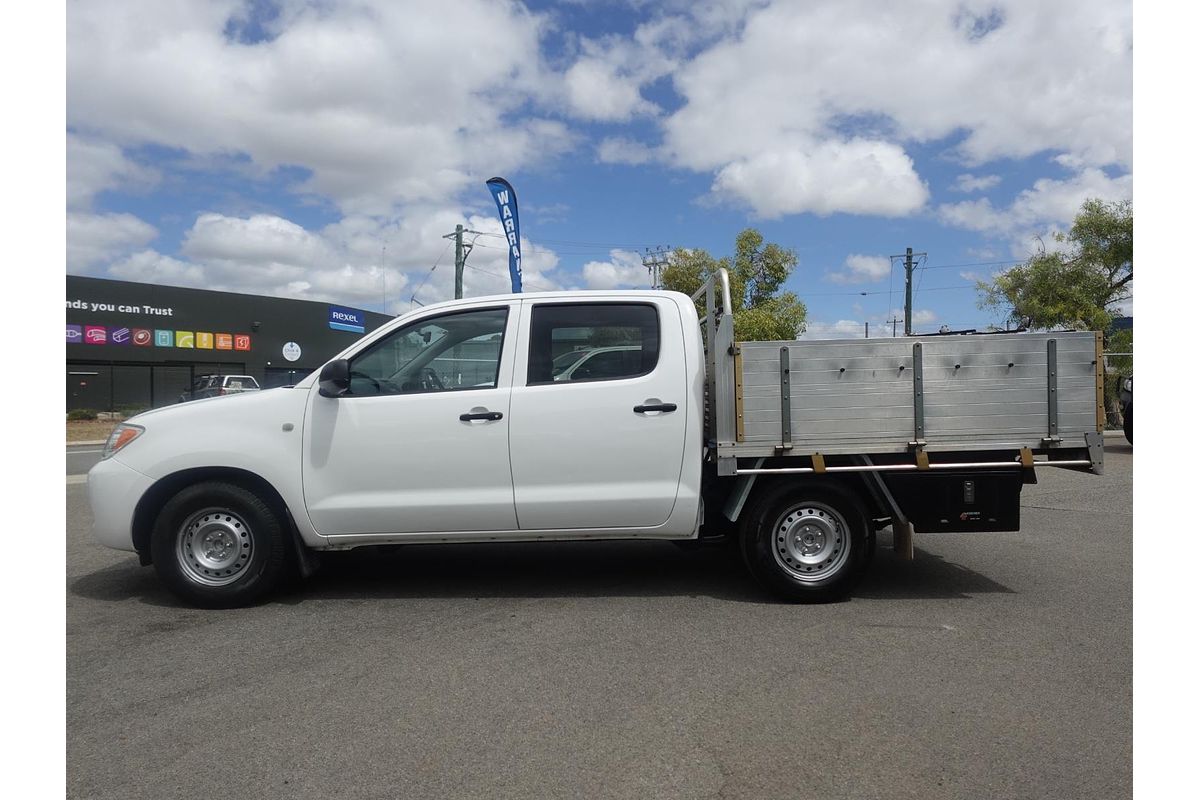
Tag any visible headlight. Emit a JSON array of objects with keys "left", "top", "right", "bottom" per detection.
[
  {"left": 1123, "top": 377, "right": 1133, "bottom": 392},
  {"left": 102, "top": 423, "right": 145, "bottom": 459}
]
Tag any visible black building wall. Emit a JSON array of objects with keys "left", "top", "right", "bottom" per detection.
[{"left": 66, "top": 276, "right": 392, "bottom": 411}]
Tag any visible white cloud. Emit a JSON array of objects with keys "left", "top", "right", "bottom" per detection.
[
  {"left": 885, "top": 308, "right": 938, "bottom": 328},
  {"left": 657, "top": 0, "right": 1129, "bottom": 216},
  {"left": 183, "top": 213, "right": 334, "bottom": 268},
  {"left": 564, "top": 57, "right": 657, "bottom": 122},
  {"left": 97, "top": 207, "right": 570, "bottom": 313},
  {"left": 66, "top": 133, "right": 158, "bottom": 210},
  {"left": 801, "top": 319, "right": 867, "bottom": 339},
  {"left": 67, "top": 212, "right": 158, "bottom": 271},
  {"left": 827, "top": 253, "right": 892, "bottom": 285},
  {"left": 109, "top": 250, "right": 207, "bottom": 287},
  {"left": 581, "top": 249, "right": 649, "bottom": 289},
  {"left": 67, "top": 0, "right": 568, "bottom": 215},
  {"left": 597, "top": 137, "right": 656, "bottom": 165},
  {"left": 952, "top": 173, "right": 1001, "bottom": 193},
  {"left": 711, "top": 139, "right": 929, "bottom": 218},
  {"left": 937, "top": 167, "right": 1132, "bottom": 256}
]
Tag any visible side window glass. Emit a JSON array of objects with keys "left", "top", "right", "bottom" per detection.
[
  {"left": 528, "top": 304, "right": 659, "bottom": 385},
  {"left": 347, "top": 307, "right": 508, "bottom": 396}
]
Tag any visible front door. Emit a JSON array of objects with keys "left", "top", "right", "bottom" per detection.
[
  {"left": 507, "top": 299, "right": 688, "bottom": 530},
  {"left": 302, "top": 304, "right": 518, "bottom": 536}
]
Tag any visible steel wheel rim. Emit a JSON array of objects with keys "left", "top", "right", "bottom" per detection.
[
  {"left": 771, "top": 502, "right": 850, "bottom": 583},
  {"left": 176, "top": 507, "right": 254, "bottom": 587}
]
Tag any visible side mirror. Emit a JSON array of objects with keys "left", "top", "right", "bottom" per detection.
[{"left": 318, "top": 359, "right": 351, "bottom": 398}]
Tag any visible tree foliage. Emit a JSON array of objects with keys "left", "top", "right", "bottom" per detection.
[
  {"left": 978, "top": 198, "right": 1132, "bottom": 331},
  {"left": 662, "top": 228, "right": 807, "bottom": 341}
]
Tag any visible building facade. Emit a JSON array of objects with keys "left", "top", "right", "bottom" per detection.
[{"left": 66, "top": 276, "right": 391, "bottom": 411}]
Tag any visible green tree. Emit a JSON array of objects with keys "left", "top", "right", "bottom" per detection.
[
  {"left": 978, "top": 198, "right": 1132, "bottom": 331},
  {"left": 662, "top": 228, "right": 807, "bottom": 340}
]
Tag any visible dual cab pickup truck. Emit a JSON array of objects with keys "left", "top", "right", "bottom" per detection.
[{"left": 88, "top": 270, "right": 1103, "bottom": 607}]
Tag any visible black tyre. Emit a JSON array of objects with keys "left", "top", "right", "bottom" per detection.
[
  {"left": 150, "top": 481, "right": 290, "bottom": 608},
  {"left": 1123, "top": 404, "right": 1132, "bottom": 444},
  {"left": 740, "top": 480, "right": 872, "bottom": 602}
]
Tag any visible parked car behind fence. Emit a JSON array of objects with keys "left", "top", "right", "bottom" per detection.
[{"left": 177, "top": 375, "right": 261, "bottom": 403}]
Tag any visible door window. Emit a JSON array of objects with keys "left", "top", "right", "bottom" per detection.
[
  {"left": 347, "top": 307, "right": 508, "bottom": 395},
  {"left": 528, "top": 304, "right": 659, "bottom": 385}
]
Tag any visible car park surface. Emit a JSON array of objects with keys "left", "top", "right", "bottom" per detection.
[
  {"left": 177, "top": 374, "right": 261, "bottom": 402},
  {"left": 67, "top": 441, "right": 1131, "bottom": 800}
]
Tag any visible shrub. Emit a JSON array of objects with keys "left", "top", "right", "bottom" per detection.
[
  {"left": 115, "top": 404, "right": 151, "bottom": 418},
  {"left": 67, "top": 409, "right": 99, "bottom": 421}
]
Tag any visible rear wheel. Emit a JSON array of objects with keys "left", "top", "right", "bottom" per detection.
[
  {"left": 740, "top": 480, "right": 872, "bottom": 602},
  {"left": 151, "top": 481, "right": 289, "bottom": 608}
]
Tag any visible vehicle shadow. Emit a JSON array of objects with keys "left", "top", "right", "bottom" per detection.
[
  {"left": 860, "top": 539, "right": 1016, "bottom": 599},
  {"left": 69, "top": 536, "right": 1013, "bottom": 607}
]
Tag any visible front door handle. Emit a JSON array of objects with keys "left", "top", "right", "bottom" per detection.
[
  {"left": 634, "top": 403, "right": 677, "bottom": 414},
  {"left": 460, "top": 410, "right": 503, "bottom": 421}
]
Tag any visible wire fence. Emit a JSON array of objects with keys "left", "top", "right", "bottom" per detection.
[{"left": 1102, "top": 351, "right": 1133, "bottom": 430}]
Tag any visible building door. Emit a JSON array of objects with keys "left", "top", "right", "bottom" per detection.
[{"left": 66, "top": 364, "right": 111, "bottom": 411}]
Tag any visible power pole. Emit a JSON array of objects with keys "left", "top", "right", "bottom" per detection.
[
  {"left": 642, "top": 246, "right": 671, "bottom": 289},
  {"left": 864, "top": 322, "right": 869, "bottom": 338},
  {"left": 886, "top": 316, "right": 903, "bottom": 337},
  {"left": 890, "top": 247, "right": 927, "bottom": 335},
  {"left": 454, "top": 224, "right": 464, "bottom": 299},
  {"left": 442, "top": 225, "right": 481, "bottom": 299},
  {"left": 378, "top": 242, "right": 387, "bottom": 312},
  {"left": 903, "top": 247, "right": 914, "bottom": 335}
]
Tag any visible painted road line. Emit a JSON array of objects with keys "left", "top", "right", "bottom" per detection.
[
  {"left": 68, "top": 449, "right": 105, "bottom": 454},
  {"left": 67, "top": 475, "right": 88, "bottom": 485}
]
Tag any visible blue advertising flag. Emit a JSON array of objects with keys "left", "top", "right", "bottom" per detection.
[{"left": 485, "top": 177, "right": 522, "bottom": 293}]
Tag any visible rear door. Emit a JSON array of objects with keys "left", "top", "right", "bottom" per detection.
[{"left": 507, "top": 299, "right": 688, "bottom": 530}]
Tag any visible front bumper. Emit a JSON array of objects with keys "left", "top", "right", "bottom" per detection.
[{"left": 87, "top": 457, "right": 155, "bottom": 552}]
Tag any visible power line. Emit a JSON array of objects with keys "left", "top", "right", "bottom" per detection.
[
  {"left": 472, "top": 231, "right": 652, "bottom": 249},
  {"left": 409, "top": 239, "right": 453, "bottom": 307},
  {"left": 918, "top": 259, "right": 1024, "bottom": 270},
  {"left": 462, "top": 262, "right": 557, "bottom": 293}
]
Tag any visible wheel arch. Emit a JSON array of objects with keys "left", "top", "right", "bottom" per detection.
[
  {"left": 132, "top": 467, "right": 298, "bottom": 564},
  {"left": 735, "top": 472, "right": 888, "bottom": 526}
]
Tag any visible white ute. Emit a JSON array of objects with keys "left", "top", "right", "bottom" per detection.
[{"left": 88, "top": 270, "right": 1104, "bottom": 607}]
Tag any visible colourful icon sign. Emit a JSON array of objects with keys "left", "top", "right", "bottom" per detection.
[{"left": 69, "top": 323, "right": 252, "bottom": 352}]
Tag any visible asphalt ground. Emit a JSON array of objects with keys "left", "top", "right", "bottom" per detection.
[
  {"left": 67, "top": 444, "right": 105, "bottom": 476},
  {"left": 67, "top": 443, "right": 1132, "bottom": 800}
]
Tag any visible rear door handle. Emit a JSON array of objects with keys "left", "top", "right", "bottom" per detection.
[
  {"left": 460, "top": 410, "right": 503, "bottom": 421},
  {"left": 633, "top": 403, "right": 677, "bottom": 414}
]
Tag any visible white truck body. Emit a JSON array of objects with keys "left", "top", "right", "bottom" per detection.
[{"left": 87, "top": 271, "right": 1103, "bottom": 606}]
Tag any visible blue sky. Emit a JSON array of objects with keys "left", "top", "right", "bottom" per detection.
[{"left": 65, "top": 0, "right": 1132, "bottom": 337}]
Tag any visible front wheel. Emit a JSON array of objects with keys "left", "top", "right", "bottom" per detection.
[
  {"left": 740, "top": 480, "right": 872, "bottom": 602},
  {"left": 1123, "top": 404, "right": 1132, "bottom": 444},
  {"left": 150, "top": 481, "right": 290, "bottom": 608}
]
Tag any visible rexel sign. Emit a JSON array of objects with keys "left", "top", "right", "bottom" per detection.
[{"left": 328, "top": 305, "right": 366, "bottom": 334}]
